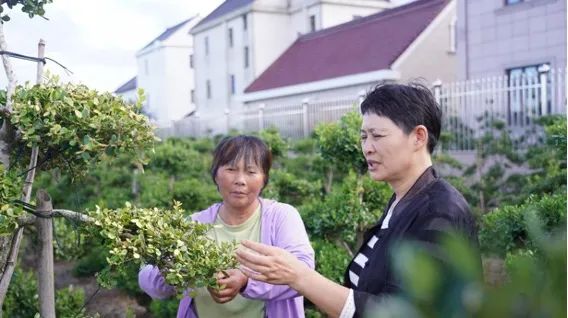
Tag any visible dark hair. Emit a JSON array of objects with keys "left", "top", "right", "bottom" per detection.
[
  {"left": 360, "top": 82, "right": 442, "bottom": 153},
  {"left": 211, "top": 135, "right": 272, "bottom": 188}
]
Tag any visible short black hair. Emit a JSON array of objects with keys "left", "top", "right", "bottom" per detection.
[
  {"left": 360, "top": 82, "right": 442, "bottom": 153},
  {"left": 211, "top": 135, "right": 272, "bottom": 188}
]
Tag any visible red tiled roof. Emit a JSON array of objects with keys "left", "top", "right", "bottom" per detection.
[{"left": 245, "top": 0, "right": 450, "bottom": 93}]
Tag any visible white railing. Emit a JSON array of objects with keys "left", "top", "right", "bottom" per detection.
[
  {"left": 434, "top": 66, "right": 566, "bottom": 151},
  {"left": 230, "top": 97, "right": 361, "bottom": 139},
  {"left": 157, "top": 67, "right": 566, "bottom": 152}
]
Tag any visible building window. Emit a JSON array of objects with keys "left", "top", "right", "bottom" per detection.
[
  {"left": 191, "top": 89, "right": 195, "bottom": 103},
  {"left": 505, "top": 0, "right": 523, "bottom": 5},
  {"left": 309, "top": 15, "right": 316, "bottom": 32},
  {"left": 205, "top": 36, "right": 209, "bottom": 56},
  {"left": 507, "top": 63, "right": 550, "bottom": 125},
  {"left": 244, "top": 46, "right": 249, "bottom": 68},
  {"left": 449, "top": 16, "right": 457, "bottom": 53},
  {"left": 243, "top": 14, "right": 248, "bottom": 30},
  {"left": 230, "top": 75, "right": 236, "bottom": 95},
  {"left": 144, "top": 60, "right": 149, "bottom": 75},
  {"left": 228, "top": 28, "right": 234, "bottom": 48},
  {"left": 206, "top": 80, "right": 211, "bottom": 99},
  {"left": 189, "top": 54, "right": 193, "bottom": 68}
]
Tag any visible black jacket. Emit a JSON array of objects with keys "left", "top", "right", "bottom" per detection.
[{"left": 343, "top": 167, "right": 479, "bottom": 317}]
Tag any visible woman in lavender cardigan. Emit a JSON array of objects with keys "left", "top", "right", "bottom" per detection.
[{"left": 138, "top": 135, "right": 314, "bottom": 318}]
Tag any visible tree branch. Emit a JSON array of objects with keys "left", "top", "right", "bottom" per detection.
[
  {"left": 0, "top": 23, "right": 16, "bottom": 113},
  {"left": 0, "top": 108, "right": 10, "bottom": 118},
  {"left": 0, "top": 227, "right": 23, "bottom": 307},
  {"left": 53, "top": 209, "right": 94, "bottom": 223},
  {"left": 16, "top": 214, "right": 36, "bottom": 226}
]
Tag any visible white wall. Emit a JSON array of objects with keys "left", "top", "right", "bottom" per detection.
[
  {"left": 193, "top": 22, "right": 231, "bottom": 133},
  {"left": 244, "top": 82, "right": 374, "bottom": 108},
  {"left": 193, "top": 8, "right": 296, "bottom": 134},
  {"left": 136, "top": 18, "right": 199, "bottom": 127},
  {"left": 137, "top": 43, "right": 166, "bottom": 123},
  {"left": 320, "top": 2, "right": 386, "bottom": 28},
  {"left": 395, "top": 0, "right": 457, "bottom": 83},
  {"left": 457, "top": 0, "right": 566, "bottom": 79},
  {"left": 250, "top": 11, "right": 295, "bottom": 78}
]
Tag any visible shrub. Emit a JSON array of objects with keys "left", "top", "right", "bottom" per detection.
[
  {"left": 311, "top": 239, "right": 350, "bottom": 284},
  {"left": 263, "top": 170, "right": 322, "bottom": 206},
  {"left": 3, "top": 267, "right": 94, "bottom": 317},
  {"left": 149, "top": 298, "right": 179, "bottom": 318},
  {"left": 479, "top": 192, "right": 566, "bottom": 256}
]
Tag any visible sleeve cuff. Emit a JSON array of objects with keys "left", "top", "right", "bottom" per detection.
[{"left": 339, "top": 289, "right": 355, "bottom": 318}]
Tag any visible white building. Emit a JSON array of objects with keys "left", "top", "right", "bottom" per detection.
[
  {"left": 190, "top": 0, "right": 394, "bottom": 134},
  {"left": 114, "top": 76, "right": 137, "bottom": 104},
  {"left": 242, "top": 0, "right": 457, "bottom": 107},
  {"left": 115, "top": 16, "right": 200, "bottom": 127}
]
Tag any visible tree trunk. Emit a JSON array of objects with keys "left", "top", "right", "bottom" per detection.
[
  {"left": 0, "top": 22, "right": 17, "bottom": 169},
  {"left": 0, "top": 145, "right": 39, "bottom": 309},
  {"left": 36, "top": 190, "right": 55, "bottom": 318},
  {"left": 0, "top": 39, "right": 44, "bottom": 313},
  {"left": 355, "top": 175, "right": 365, "bottom": 249},
  {"left": 0, "top": 22, "right": 19, "bottom": 316},
  {"left": 0, "top": 228, "right": 23, "bottom": 314},
  {"left": 476, "top": 140, "right": 486, "bottom": 213},
  {"left": 324, "top": 168, "right": 333, "bottom": 194}
]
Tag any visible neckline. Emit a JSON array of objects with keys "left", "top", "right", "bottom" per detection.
[
  {"left": 215, "top": 198, "right": 263, "bottom": 226},
  {"left": 216, "top": 204, "right": 261, "bottom": 230}
]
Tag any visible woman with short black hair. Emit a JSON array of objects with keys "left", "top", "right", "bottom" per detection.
[{"left": 236, "top": 83, "right": 479, "bottom": 318}]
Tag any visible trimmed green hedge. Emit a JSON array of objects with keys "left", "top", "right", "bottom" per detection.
[{"left": 479, "top": 192, "right": 566, "bottom": 256}]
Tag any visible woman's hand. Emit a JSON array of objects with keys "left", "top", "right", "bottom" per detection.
[
  {"left": 236, "top": 240, "right": 308, "bottom": 290},
  {"left": 208, "top": 269, "right": 248, "bottom": 304}
]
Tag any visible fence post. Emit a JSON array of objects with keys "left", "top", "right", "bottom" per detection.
[
  {"left": 258, "top": 104, "right": 265, "bottom": 131},
  {"left": 432, "top": 79, "right": 442, "bottom": 105},
  {"left": 225, "top": 108, "right": 230, "bottom": 134},
  {"left": 538, "top": 64, "right": 550, "bottom": 115},
  {"left": 358, "top": 90, "right": 366, "bottom": 112},
  {"left": 36, "top": 190, "right": 55, "bottom": 318},
  {"left": 302, "top": 98, "right": 309, "bottom": 138},
  {"left": 432, "top": 79, "right": 443, "bottom": 152}
]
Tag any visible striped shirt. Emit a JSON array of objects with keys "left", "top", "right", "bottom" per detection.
[
  {"left": 347, "top": 200, "right": 397, "bottom": 287},
  {"left": 340, "top": 200, "right": 399, "bottom": 318}
]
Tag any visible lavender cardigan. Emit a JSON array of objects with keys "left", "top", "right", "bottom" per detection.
[{"left": 138, "top": 198, "right": 315, "bottom": 318}]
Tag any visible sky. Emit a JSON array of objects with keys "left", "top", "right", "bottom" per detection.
[
  {"left": 0, "top": 0, "right": 224, "bottom": 92},
  {"left": 0, "top": 0, "right": 416, "bottom": 93}
]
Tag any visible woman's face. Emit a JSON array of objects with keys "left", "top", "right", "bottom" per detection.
[
  {"left": 360, "top": 113, "right": 415, "bottom": 183},
  {"left": 215, "top": 158, "right": 265, "bottom": 211}
]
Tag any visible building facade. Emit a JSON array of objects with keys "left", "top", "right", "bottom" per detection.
[
  {"left": 457, "top": 0, "right": 566, "bottom": 79},
  {"left": 241, "top": 0, "right": 457, "bottom": 108},
  {"left": 190, "top": 0, "right": 393, "bottom": 134},
  {"left": 116, "top": 17, "right": 201, "bottom": 127}
]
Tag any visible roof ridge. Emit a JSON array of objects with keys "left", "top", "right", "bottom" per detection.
[
  {"left": 140, "top": 15, "right": 197, "bottom": 51},
  {"left": 115, "top": 76, "right": 137, "bottom": 94},
  {"left": 192, "top": 0, "right": 254, "bottom": 30},
  {"left": 299, "top": 0, "right": 445, "bottom": 42}
]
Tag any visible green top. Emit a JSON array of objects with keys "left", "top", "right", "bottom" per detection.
[{"left": 194, "top": 205, "right": 264, "bottom": 318}]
